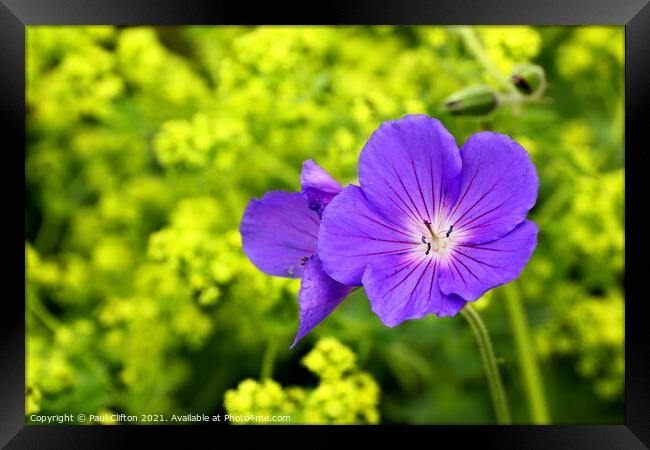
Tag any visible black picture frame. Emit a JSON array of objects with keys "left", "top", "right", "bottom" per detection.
[{"left": 3, "top": 1, "right": 649, "bottom": 448}]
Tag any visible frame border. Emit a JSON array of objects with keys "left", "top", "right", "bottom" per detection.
[{"left": 3, "top": 1, "right": 648, "bottom": 447}]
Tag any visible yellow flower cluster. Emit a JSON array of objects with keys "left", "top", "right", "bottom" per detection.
[
  {"left": 557, "top": 27, "right": 624, "bottom": 78},
  {"left": 477, "top": 26, "right": 542, "bottom": 74},
  {"left": 536, "top": 290, "right": 624, "bottom": 399},
  {"left": 224, "top": 338, "right": 380, "bottom": 424}
]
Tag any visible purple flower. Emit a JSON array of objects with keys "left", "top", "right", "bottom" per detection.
[
  {"left": 240, "top": 160, "right": 353, "bottom": 347},
  {"left": 318, "top": 115, "right": 539, "bottom": 326}
]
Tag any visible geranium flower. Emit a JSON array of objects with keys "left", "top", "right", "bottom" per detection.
[
  {"left": 240, "top": 160, "right": 353, "bottom": 347},
  {"left": 318, "top": 115, "right": 539, "bottom": 326}
]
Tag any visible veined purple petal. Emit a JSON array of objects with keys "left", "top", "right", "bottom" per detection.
[
  {"left": 445, "top": 132, "right": 538, "bottom": 244},
  {"left": 439, "top": 220, "right": 539, "bottom": 301},
  {"left": 358, "top": 115, "right": 462, "bottom": 230},
  {"left": 362, "top": 252, "right": 467, "bottom": 327},
  {"left": 291, "top": 253, "right": 353, "bottom": 348},
  {"left": 240, "top": 191, "right": 319, "bottom": 278},
  {"left": 318, "top": 185, "right": 421, "bottom": 286},
  {"left": 316, "top": 115, "right": 539, "bottom": 328},
  {"left": 301, "top": 159, "right": 343, "bottom": 217}
]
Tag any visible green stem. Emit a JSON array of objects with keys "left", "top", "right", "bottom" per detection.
[
  {"left": 461, "top": 304, "right": 511, "bottom": 424},
  {"left": 33, "top": 213, "right": 62, "bottom": 255},
  {"left": 27, "top": 295, "right": 62, "bottom": 332},
  {"left": 503, "top": 283, "right": 550, "bottom": 424},
  {"left": 260, "top": 339, "right": 278, "bottom": 380},
  {"left": 454, "top": 27, "right": 517, "bottom": 94}
]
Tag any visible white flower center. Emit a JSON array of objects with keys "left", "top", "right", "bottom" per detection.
[{"left": 420, "top": 221, "right": 454, "bottom": 257}]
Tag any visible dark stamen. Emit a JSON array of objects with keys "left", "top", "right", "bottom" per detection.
[
  {"left": 423, "top": 220, "right": 436, "bottom": 237},
  {"left": 300, "top": 256, "right": 308, "bottom": 266},
  {"left": 421, "top": 235, "right": 428, "bottom": 244},
  {"left": 425, "top": 242, "right": 431, "bottom": 255},
  {"left": 446, "top": 225, "right": 454, "bottom": 238}
]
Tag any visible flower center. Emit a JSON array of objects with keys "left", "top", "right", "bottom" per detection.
[{"left": 421, "top": 221, "right": 454, "bottom": 256}]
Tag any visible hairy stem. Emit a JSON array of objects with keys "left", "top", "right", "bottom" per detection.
[{"left": 461, "top": 303, "right": 512, "bottom": 424}]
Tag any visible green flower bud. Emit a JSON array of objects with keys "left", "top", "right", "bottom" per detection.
[
  {"left": 510, "top": 64, "right": 546, "bottom": 95},
  {"left": 442, "top": 85, "right": 498, "bottom": 116}
]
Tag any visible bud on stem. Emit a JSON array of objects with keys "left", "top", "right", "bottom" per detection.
[
  {"left": 442, "top": 85, "right": 498, "bottom": 116},
  {"left": 510, "top": 64, "right": 546, "bottom": 96}
]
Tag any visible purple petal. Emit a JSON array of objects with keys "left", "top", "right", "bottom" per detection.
[
  {"left": 318, "top": 185, "right": 421, "bottom": 286},
  {"left": 361, "top": 253, "right": 467, "bottom": 327},
  {"left": 439, "top": 220, "right": 539, "bottom": 301},
  {"left": 240, "top": 191, "right": 319, "bottom": 278},
  {"left": 358, "top": 115, "right": 462, "bottom": 228},
  {"left": 300, "top": 159, "right": 343, "bottom": 217},
  {"left": 445, "top": 132, "right": 538, "bottom": 244},
  {"left": 439, "top": 293, "right": 468, "bottom": 317},
  {"left": 291, "top": 254, "right": 353, "bottom": 348}
]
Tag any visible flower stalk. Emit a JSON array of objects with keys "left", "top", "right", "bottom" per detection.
[
  {"left": 454, "top": 27, "right": 516, "bottom": 93},
  {"left": 261, "top": 339, "right": 279, "bottom": 379},
  {"left": 28, "top": 295, "right": 62, "bottom": 333},
  {"left": 461, "top": 304, "right": 512, "bottom": 424},
  {"left": 503, "top": 283, "right": 550, "bottom": 423}
]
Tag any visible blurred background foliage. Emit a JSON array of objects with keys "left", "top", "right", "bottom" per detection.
[{"left": 25, "top": 25, "right": 624, "bottom": 424}]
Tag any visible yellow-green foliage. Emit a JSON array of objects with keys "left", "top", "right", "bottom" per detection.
[
  {"left": 478, "top": 26, "right": 542, "bottom": 74},
  {"left": 26, "top": 26, "right": 624, "bottom": 424},
  {"left": 537, "top": 290, "right": 624, "bottom": 400},
  {"left": 224, "top": 338, "right": 380, "bottom": 424}
]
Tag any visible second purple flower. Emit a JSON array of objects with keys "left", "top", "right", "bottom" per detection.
[{"left": 240, "top": 160, "right": 353, "bottom": 347}]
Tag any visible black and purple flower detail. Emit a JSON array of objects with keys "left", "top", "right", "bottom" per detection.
[{"left": 240, "top": 114, "right": 539, "bottom": 346}]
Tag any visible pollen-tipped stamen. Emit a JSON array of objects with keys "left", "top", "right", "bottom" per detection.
[
  {"left": 421, "top": 235, "right": 432, "bottom": 255},
  {"left": 446, "top": 225, "right": 454, "bottom": 238}
]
